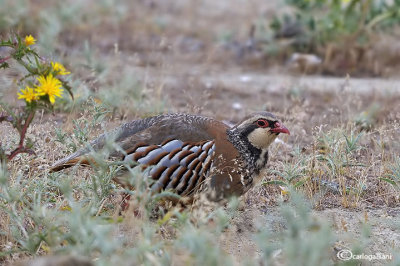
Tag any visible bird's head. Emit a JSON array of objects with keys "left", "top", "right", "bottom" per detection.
[{"left": 230, "top": 111, "right": 290, "bottom": 150}]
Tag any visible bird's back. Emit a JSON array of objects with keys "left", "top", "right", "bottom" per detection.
[
  {"left": 52, "top": 114, "right": 224, "bottom": 168},
  {"left": 51, "top": 113, "right": 239, "bottom": 198}
]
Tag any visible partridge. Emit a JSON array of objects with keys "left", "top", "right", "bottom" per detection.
[{"left": 51, "top": 112, "right": 289, "bottom": 201}]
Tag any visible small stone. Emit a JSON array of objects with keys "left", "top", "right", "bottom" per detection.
[
  {"left": 239, "top": 75, "right": 252, "bottom": 83},
  {"left": 232, "top": 102, "right": 243, "bottom": 111}
]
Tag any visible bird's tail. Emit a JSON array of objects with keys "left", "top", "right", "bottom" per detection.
[
  {"left": 50, "top": 127, "right": 119, "bottom": 172},
  {"left": 50, "top": 150, "right": 94, "bottom": 172},
  {"left": 50, "top": 118, "right": 148, "bottom": 172}
]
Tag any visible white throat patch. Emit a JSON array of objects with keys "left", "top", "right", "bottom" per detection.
[{"left": 247, "top": 127, "right": 277, "bottom": 150}]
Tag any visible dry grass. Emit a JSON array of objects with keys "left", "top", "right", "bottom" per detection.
[{"left": 1, "top": 0, "right": 400, "bottom": 265}]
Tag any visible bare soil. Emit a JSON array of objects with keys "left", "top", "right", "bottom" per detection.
[{"left": 1, "top": 0, "right": 400, "bottom": 264}]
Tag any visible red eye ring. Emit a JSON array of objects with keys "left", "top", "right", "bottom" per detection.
[{"left": 256, "top": 119, "right": 269, "bottom": 128}]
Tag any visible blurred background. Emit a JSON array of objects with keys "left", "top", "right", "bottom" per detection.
[
  {"left": 2, "top": 0, "right": 398, "bottom": 151},
  {"left": 2, "top": 0, "right": 400, "bottom": 75},
  {"left": 1, "top": 0, "right": 400, "bottom": 121},
  {"left": 1, "top": 1, "right": 400, "bottom": 265}
]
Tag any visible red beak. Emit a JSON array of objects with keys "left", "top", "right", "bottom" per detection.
[{"left": 270, "top": 122, "right": 290, "bottom": 135}]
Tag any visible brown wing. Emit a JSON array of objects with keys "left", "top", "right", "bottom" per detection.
[{"left": 50, "top": 113, "right": 227, "bottom": 171}]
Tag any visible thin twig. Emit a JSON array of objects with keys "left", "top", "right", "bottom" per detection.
[
  {"left": 7, "top": 111, "right": 36, "bottom": 161},
  {"left": 0, "top": 56, "right": 11, "bottom": 64}
]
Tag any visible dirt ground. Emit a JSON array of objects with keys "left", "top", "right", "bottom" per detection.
[
  {"left": 2, "top": 0, "right": 400, "bottom": 264},
  {"left": 3, "top": 67, "right": 400, "bottom": 264},
  {"left": 152, "top": 68, "right": 400, "bottom": 264}
]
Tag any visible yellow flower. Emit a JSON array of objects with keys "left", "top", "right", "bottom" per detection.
[
  {"left": 24, "top": 35, "right": 36, "bottom": 46},
  {"left": 51, "top": 61, "right": 71, "bottom": 75},
  {"left": 279, "top": 186, "right": 290, "bottom": 196},
  {"left": 36, "top": 74, "right": 63, "bottom": 104},
  {"left": 18, "top": 86, "right": 40, "bottom": 103}
]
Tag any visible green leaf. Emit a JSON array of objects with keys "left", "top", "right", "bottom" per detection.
[
  {"left": 0, "top": 62, "right": 9, "bottom": 69},
  {"left": 262, "top": 180, "right": 289, "bottom": 187},
  {"left": 379, "top": 177, "right": 398, "bottom": 187},
  {"left": 152, "top": 191, "right": 181, "bottom": 202},
  {"left": 294, "top": 180, "right": 306, "bottom": 188}
]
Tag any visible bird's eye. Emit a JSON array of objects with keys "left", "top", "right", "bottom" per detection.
[{"left": 256, "top": 119, "right": 269, "bottom": 128}]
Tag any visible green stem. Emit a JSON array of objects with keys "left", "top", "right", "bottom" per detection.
[
  {"left": 16, "top": 58, "right": 38, "bottom": 74},
  {"left": 366, "top": 11, "right": 395, "bottom": 30}
]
